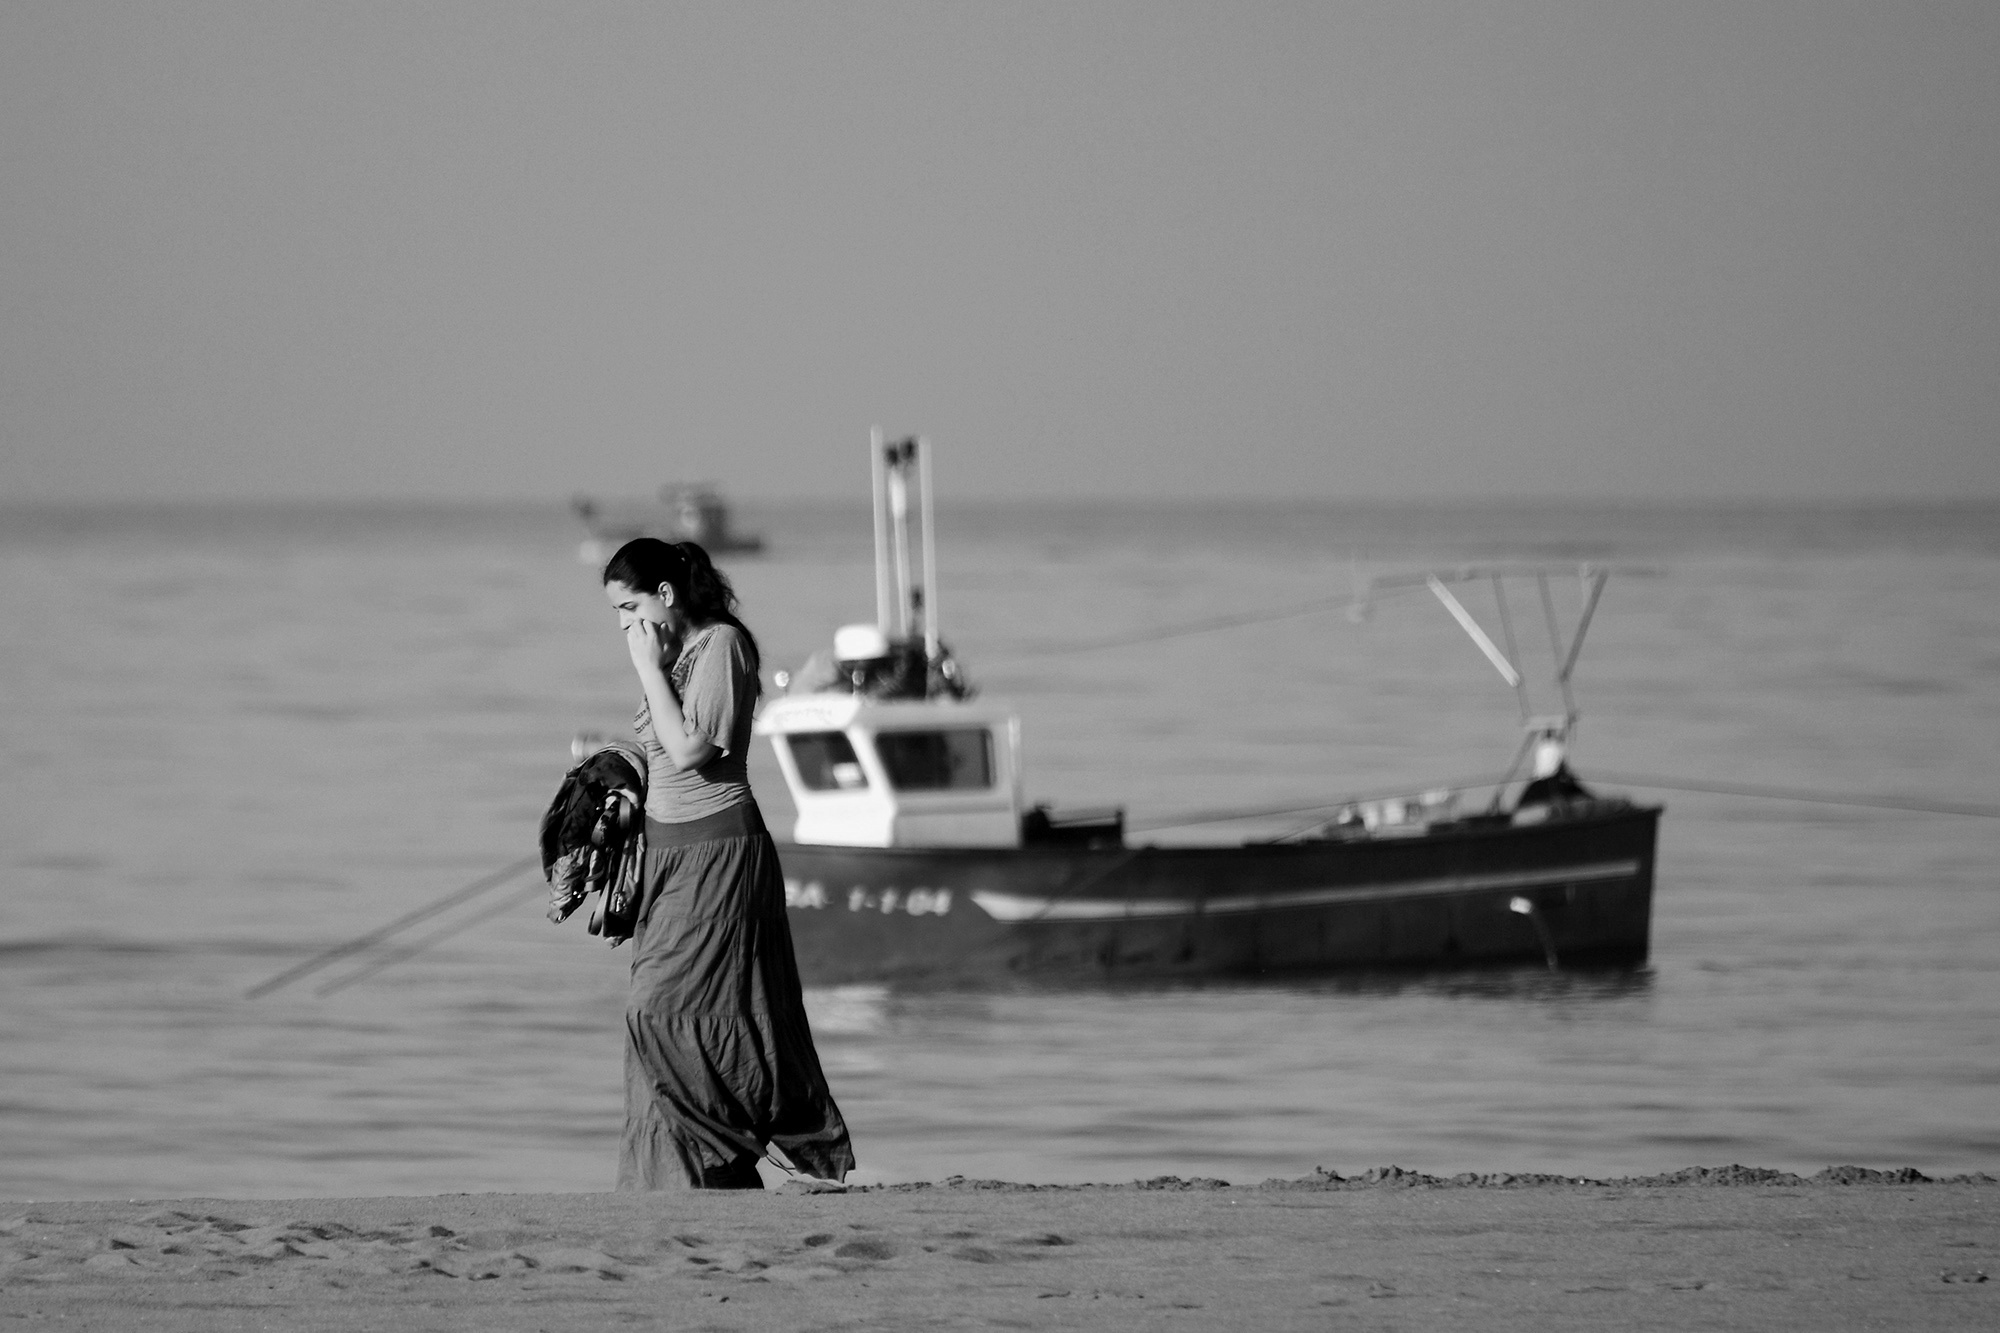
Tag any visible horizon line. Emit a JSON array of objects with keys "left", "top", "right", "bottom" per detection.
[{"left": 5, "top": 493, "right": 1999, "bottom": 512}]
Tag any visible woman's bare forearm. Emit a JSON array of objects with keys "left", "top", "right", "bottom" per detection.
[{"left": 634, "top": 661, "right": 721, "bottom": 771}]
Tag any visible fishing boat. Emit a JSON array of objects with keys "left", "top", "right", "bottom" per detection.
[
  {"left": 754, "top": 434, "right": 1661, "bottom": 985},
  {"left": 573, "top": 483, "right": 764, "bottom": 565}
]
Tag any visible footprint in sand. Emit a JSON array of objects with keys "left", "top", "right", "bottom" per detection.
[
  {"left": 832, "top": 1239, "right": 895, "bottom": 1262},
  {"left": 950, "top": 1245, "right": 1001, "bottom": 1263}
]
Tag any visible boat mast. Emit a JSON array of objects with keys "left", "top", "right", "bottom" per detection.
[
  {"left": 870, "top": 430, "right": 936, "bottom": 646},
  {"left": 887, "top": 446, "right": 915, "bottom": 640},
  {"left": 919, "top": 437, "right": 939, "bottom": 663},
  {"left": 864, "top": 429, "right": 964, "bottom": 699},
  {"left": 870, "top": 427, "right": 893, "bottom": 633}
]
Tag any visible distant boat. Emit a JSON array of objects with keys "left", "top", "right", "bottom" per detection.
[
  {"left": 573, "top": 484, "right": 765, "bottom": 565},
  {"left": 749, "top": 433, "right": 1661, "bottom": 985}
]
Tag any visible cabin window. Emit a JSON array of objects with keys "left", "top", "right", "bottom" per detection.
[
  {"left": 875, "top": 728, "right": 995, "bottom": 792},
  {"left": 787, "top": 732, "right": 869, "bottom": 791}
]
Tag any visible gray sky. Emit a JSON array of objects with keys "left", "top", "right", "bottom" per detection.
[{"left": 3, "top": 2, "right": 1995, "bottom": 502}]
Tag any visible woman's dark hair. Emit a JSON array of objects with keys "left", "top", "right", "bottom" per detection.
[{"left": 602, "top": 538, "right": 760, "bottom": 673}]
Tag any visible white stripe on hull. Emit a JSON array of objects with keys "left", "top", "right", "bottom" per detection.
[{"left": 969, "top": 859, "right": 1643, "bottom": 923}]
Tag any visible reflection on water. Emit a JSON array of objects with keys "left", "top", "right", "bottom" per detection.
[
  {"left": 906, "top": 966, "right": 1664, "bottom": 1003},
  {"left": 802, "top": 984, "right": 894, "bottom": 1035},
  {"left": 1308, "top": 966, "right": 1658, "bottom": 1002}
]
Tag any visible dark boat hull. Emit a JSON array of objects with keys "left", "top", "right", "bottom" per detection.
[{"left": 775, "top": 804, "right": 1661, "bottom": 984}]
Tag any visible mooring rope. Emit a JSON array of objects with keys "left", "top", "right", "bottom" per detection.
[
  {"left": 243, "top": 854, "right": 538, "bottom": 999},
  {"left": 1124, "top": 772, "right": 1513, "bottom": 834},
  {"left": 312, "top": 879, "right": 550, "bottom": 997},
  {"left": 1006, "top": 593, "right": 1362, "bottom": 658},
  {"left": 1590, "top": 771, "right": 2000, "bottom": 820}
]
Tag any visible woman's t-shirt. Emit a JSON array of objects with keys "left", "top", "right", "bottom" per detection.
[{"left": 634, "top": 623, "right": 758, "bottom": 823}]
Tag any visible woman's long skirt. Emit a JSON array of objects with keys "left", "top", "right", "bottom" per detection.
[{"left": 617, "top": 801, "right": 855, "bottom": 1190}]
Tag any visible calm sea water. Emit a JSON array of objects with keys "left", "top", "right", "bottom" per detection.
[{"left": 2, "top": 500, "right": 1995, "bottom": 1200}]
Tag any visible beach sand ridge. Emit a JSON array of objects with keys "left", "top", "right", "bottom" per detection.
[{"left": 1, "top": 1168, "right": 1992, "bottom": 1330}]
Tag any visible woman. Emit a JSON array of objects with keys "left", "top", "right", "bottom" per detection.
[{"left": 602, "top": 537, "right": 854, "bottom": 1190}]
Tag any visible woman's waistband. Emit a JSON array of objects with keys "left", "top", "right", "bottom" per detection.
[{"left": 644, "top": 801, "right": 766, "bottom": 847}]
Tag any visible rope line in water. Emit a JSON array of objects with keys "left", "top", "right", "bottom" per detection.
[
  {"left": 242, "top": 854, "right": 538, "bottom": 999},
  {"left": 999, "top": 563, "right": 1658, "bottom": 661},
  {"left": 1127, "top": 768, "right": 1999, "bottom": 832},
  {"left": 1009, "top": 593, "right": 1359, "bottom": 658},
  {"left": 1125, "top": 773, "right": 1513, "bottom": 833},
  {"left": 313, "top": 881, "right": 548, "bottom": 998},
  {"left": 1590, "top": 771, "right": 2000, "bottom": 820}
]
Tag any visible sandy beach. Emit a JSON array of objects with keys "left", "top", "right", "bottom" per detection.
[{"left": 2, "top": 1168, "right": 1991, "bottom": 1331}]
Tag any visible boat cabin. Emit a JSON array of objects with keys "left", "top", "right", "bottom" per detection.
[{"left": 756, "top": 691, "right": 1026, "bottom": 848}]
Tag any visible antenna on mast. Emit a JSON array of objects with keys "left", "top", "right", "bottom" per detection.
[
  {"left": 870, "top": 427, "right": 893, "bottom": 633},
  {"left": 863, "top": 430, "right": 971, "bottom": 700},
  {"left": 874, "top": 433, "right": 923, "bottom": 640},
  {"left": 919, "top": 438, "right": 939, "bottom": 663}
]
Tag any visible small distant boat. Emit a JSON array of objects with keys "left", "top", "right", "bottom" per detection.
[
  {"left": 573, "top": 484, "right": 765, "bottom": 565},
  {"left": 752, "top": 433, "right": 1662, "bottom": 985}
]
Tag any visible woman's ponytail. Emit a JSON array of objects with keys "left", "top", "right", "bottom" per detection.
[{"left": 672, "top": 541, "right": 761, "bottom": 675}]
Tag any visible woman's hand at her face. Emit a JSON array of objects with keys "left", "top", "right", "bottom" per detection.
[{"left": 624, "top": 616, "right": 671, "bottom": 677}]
